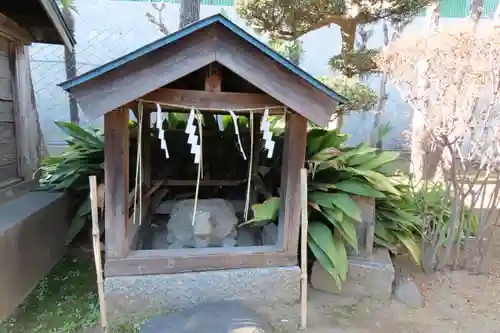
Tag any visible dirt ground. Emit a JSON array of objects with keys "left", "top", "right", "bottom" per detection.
[
  {"left": 4, "top": 235, "right": 500, "bottom": 333},
  {"left": 300, "top": 237, "right": 500, "bottom": 333}
]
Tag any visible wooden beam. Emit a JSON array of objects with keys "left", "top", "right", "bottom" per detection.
[
  {"left": 38, "top": 0, "right": 75, "bottom": 50},
  {"left": 104, "top": 247, "right": 296, "bottom": 276},
  {"left": 158, "top": 179, "right": 246, "bottom": 187},
  {"left": 0, "top": 13, "right": 32, "bottom": 44},
  {"left": 104, "top": 109, "right": 130, "bottom": 258},
  {"left": 278, "top": 113, "right": 307, "bottom": 253},
  {"left": 142, "top": 88, "right": 282, "bottom": 111}
]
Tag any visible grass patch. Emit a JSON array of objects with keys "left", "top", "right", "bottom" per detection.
[{"left": 0, "top": 250, "right": 100, "bottom": 333}]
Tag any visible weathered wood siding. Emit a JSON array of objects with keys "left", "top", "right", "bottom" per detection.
[{"left": 0, "top": 36, "right": 18, "bottom": 186}]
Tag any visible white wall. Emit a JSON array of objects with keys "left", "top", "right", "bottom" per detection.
[{"left": 30, "top": 0, "right": 468, "bottom": 152}]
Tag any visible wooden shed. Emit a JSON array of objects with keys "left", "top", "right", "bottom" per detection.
[
  {"left": 0, "top": 0, "right": 75, "bottom": 200},
  {"left": 59, "top": 14, "right": 345, "bottom": 278},
  {"left": 0, "top": 0, "right": 75, "bottom": 321}
]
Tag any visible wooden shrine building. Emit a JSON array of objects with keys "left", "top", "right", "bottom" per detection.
[{"left": 59, "top": 14, "right": 346, "bottom": 278}]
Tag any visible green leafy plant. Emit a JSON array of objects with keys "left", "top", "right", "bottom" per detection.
[
  {"left": 37, "top": 122, "right": 105, "bottom": 245},
  {"left": 240, "top": 197, "right": 280, "bottom": 227},
  {"left": 306, "top": 129, "right": 422, "bottom": 287},
  {"left": 373, "top": 176, "right": 422, "bottom": 263},
  {"left": 245, "top": 129, "right": 422, "bottom": 289},
  {"left": 317, "top": 76, "right": 378, "bottom": 114},
  {"left": 37, "top": 117, "right": 254, "bottom": 245},
  {"left": 410, "top": 180, "right": 478, "bottom": 246}
]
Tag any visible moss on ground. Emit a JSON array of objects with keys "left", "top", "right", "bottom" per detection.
[
  {"left": 0, "top": 250, "right": 100, "bottom": 333},
  {"left": 0, "top": 249, "right": 167, "bottom": 333}
]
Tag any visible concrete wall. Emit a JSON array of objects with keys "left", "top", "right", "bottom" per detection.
[
  {"left": 0, "top": 192, "right": 71, "bottom": 321},
  {"left": 29, "top": 0, "right": 495, "bottom": 154},
  {"left": 28, "top": 0, "right": 416, "bottom": 153}
]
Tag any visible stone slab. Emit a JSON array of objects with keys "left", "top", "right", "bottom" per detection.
[
  {"left": 350, "top": 196, "right": 375, "bottom": 256},
  {"left": 311, "top": 248, "right": 395, "bottom": 301},
  {"left": 140, "top": 301, "right": 273, "bottom": 333},
  {"left": 105, "top": 266, "right": 301, "bottom": 325},
  {"left": 0, "top": 192, "right": 71, "bottom": 321}
]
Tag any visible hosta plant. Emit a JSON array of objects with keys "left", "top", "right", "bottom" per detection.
[{"left": 245, "top": 129, "right": 422, "bottom": 289}]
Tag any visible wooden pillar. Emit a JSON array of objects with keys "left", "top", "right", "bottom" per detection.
[
  {"left": 104, "top": 108, "right": 130, "bottom": 258},
  {"left": 278, "top": 113, "right": 307, "bottom": 253},
  {"left": 12, "top": 42, "right": 41, "bottom": 180},
  {"left": 142, "top": 110, "right": 152, "bottom": 189}
]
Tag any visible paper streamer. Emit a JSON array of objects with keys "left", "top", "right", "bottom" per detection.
[
  {"left": 185, "top": 108, "right": 201, "bottom": 164},
  {"left": 260, "top": 108, "right": 275, "bottom": 158},
  {"left": 156, "top": 103, "right": 169, "bottom": 159},
  {"left": 229, "top": 110, "right": 247, "bottom": 160}
]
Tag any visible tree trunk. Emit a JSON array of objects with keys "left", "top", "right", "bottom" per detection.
[
  {"left": 62, "top": 6, "right": 79, "bottom": 124},
  {"left": 331, "top": 20, "right": 358, "bottom": 129},
  {"left": 372, "top": 20, "right": 389, "bottom": 149},
  {"left": 410, "top": 3, "right": 440, "bottom": 180},
  {"left": 179, "top": 0, "right": 201, "bottom": 29},
  {"left": 469, "top": 0, "right": 484, "bottom": 22},
  {"left": 338, "top": 20, "right": 358, "bottom": 78}
]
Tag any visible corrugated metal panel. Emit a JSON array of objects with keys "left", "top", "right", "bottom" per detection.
[
  {"left": 440, "top": 0, "right": 469, "bottom": 17},
  {"left": 114, "top": 0, "right": 234, "bottom": 5},
  {"left": 483, "top": 0, "right": 499, "bottom": 17},
  {"left": 416, "top": 0, "right": 498, "bottom": 17}
]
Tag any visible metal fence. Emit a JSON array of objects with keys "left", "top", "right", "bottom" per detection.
[{"left": 29, "top": 0, "right": 413, "bottom": 154}]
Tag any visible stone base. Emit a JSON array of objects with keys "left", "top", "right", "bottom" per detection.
[
  {"left": 105, "top": 266, "right": 300, "bottom": 326},
  {"left": 0, "top": 192, "right": 71, "bottom": 321},
  {"left": 311, "top": 248, "right": 395, "bottom": 301}
]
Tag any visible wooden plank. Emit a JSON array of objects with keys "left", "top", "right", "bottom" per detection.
[
  {"left": 0, "top": 142, "right": 16, "bottom": 166},
  {"left": 0, "top": 13, "right": 32, "bottom": 44},
  {"left": 0, "top": 100, "right": 14, "bottom": 122},
  {"left": 104, "top": 247, "right": 296, "bottom": 276},
  {"left": 0, "top": 123, "right": 15, "bottom": 144},
  {"left": 278, "top": 113, "right": 307, "bottom": 253},
  {"left": 214, "top": 28, "right": 338, "bottom": 127},
  {"left": 0, "top": 77, "right": 12, "bottom": 101},
  {"left": 71, "top": 27, "right": 219, "bottom": 120},
  {"left": 158, "top": 179, "right": 246, "bottom": 187},
  {"left": 0, "top": 55, "right": 11, "bottom": 79},
  {"left": 12, "top": 43, "right": 41, "bottom": 180},
  {"left": 0, "top": 36, "right": 9, "bottom": 56},
  {"left": 38, "top": 0, "right": 75, "bottom": 50},
  {"left": 142, "top": 88, "right": 282, "bottom": 111},
  {"left": 104, "top": 109, "right": 130, "bottom": 258},
  {"left": 0, "top": 163, "right": 18, "bottom": 183}
]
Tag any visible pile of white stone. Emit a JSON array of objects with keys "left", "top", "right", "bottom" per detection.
[{"left": 165, "top": 199, "right": 247, "bottom": 249}]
